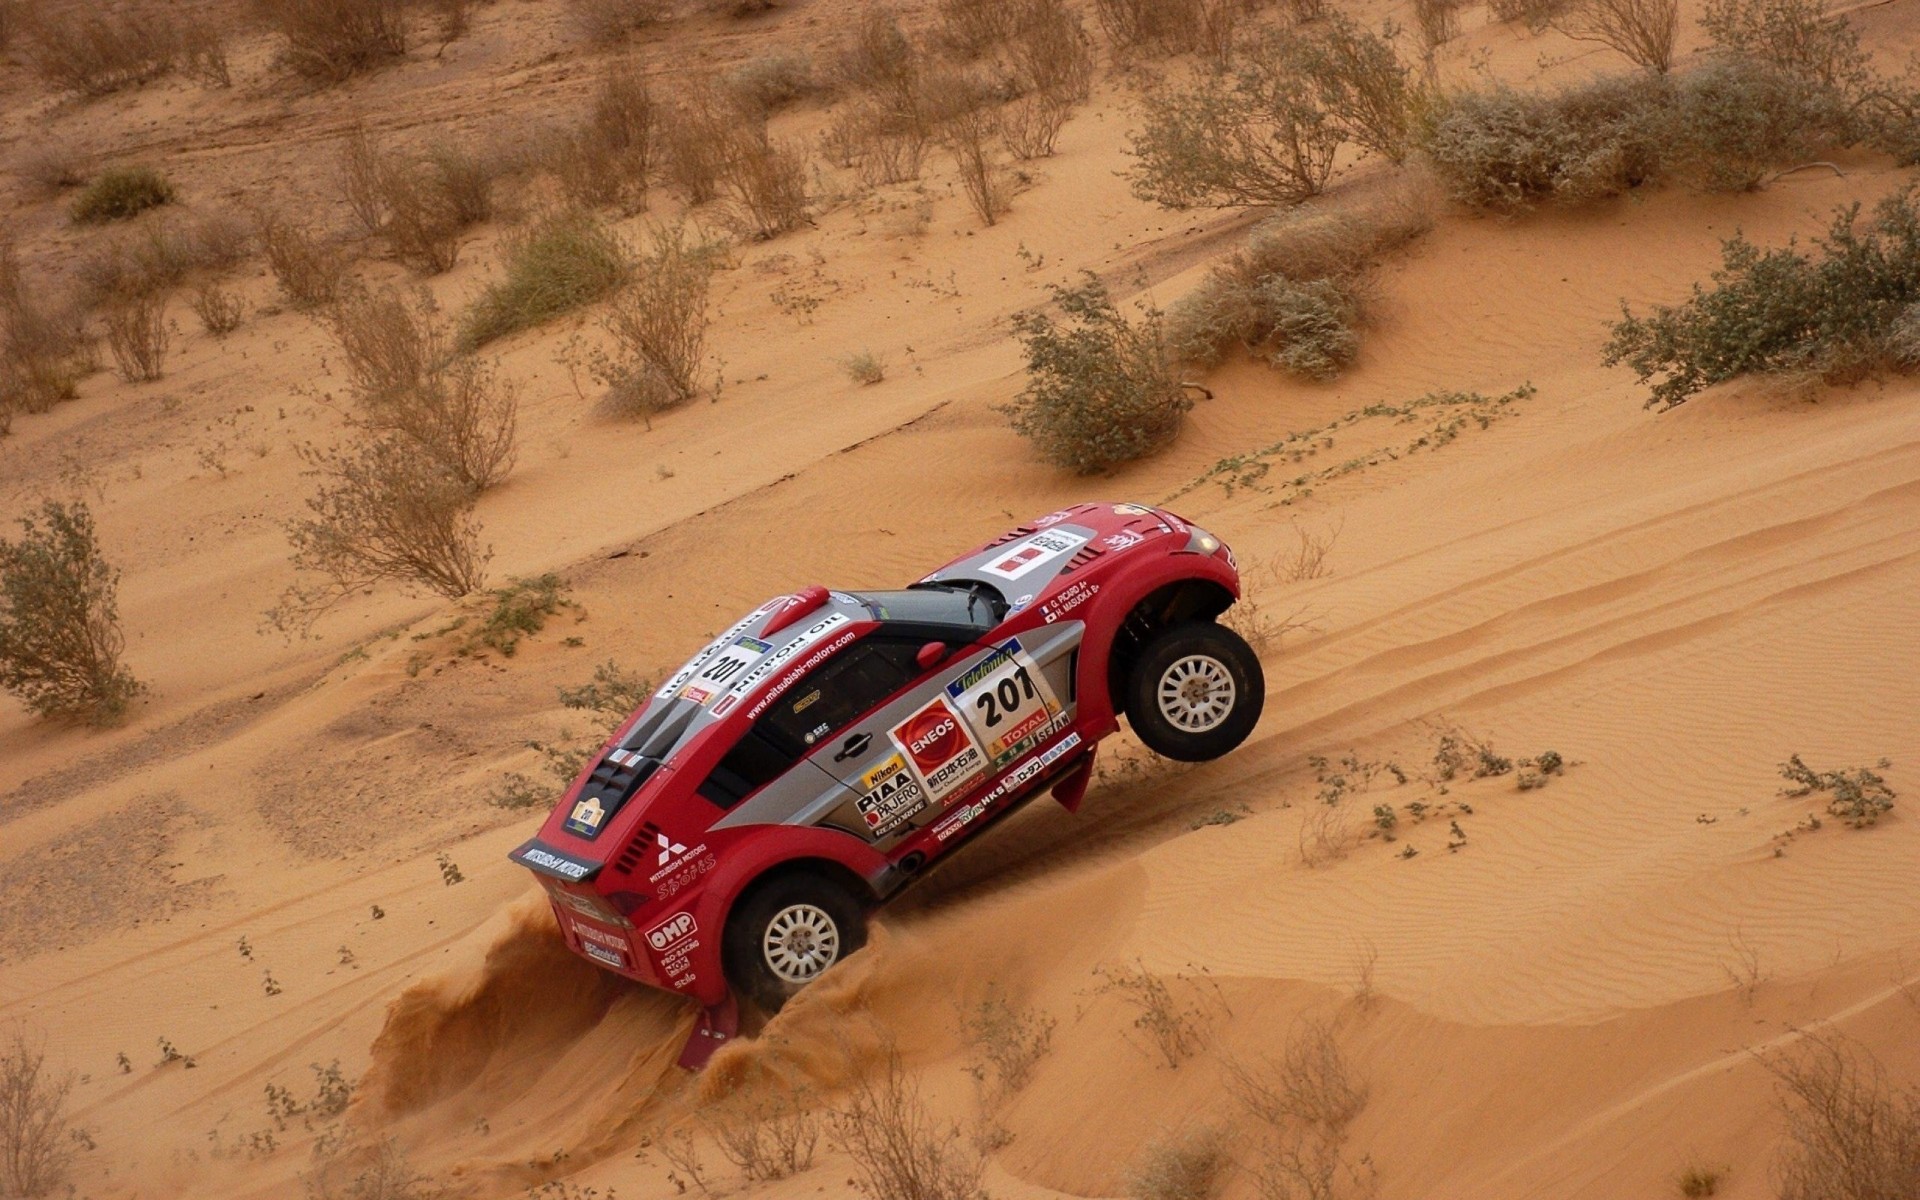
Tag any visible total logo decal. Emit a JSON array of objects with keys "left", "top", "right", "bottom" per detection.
[
  {"left": 980, "top": 529, "right": 1087, "bottom": 581},
  {"left": 888, "top": 697, "right": 988, "bottom": 803},
  {"left": 933, "top": 732, "right": 1083, "bottom": 842},
  {"left": 854, "top": 754, "right": 928, "bottom": 838}
]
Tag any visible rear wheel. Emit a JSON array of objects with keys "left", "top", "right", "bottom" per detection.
[
  {"left": 722, "top": 872, "right": 868, "bottom": 1014},
  {"left": 1124, "top": 621, "right": 1264, "bottom": 762}
]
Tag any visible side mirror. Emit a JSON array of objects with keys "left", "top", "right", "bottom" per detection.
[{"left": 916, "top": 641, "right": 949, "bottom": 671}]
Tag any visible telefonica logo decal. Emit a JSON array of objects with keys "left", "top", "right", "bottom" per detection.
[{"left": 656, "top": 832, "right": 688, "bottom": 866}]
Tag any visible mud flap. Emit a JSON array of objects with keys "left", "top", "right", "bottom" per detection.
[
  {"left": 1051, "top": 752, "right": 1095, "bottom": 813},
  {"left": 677, "top": 992, "right": 740, "bottom": 1070}
]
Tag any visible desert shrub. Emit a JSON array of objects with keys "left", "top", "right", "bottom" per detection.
[
  {"left": 1554, "top": 0, "right": 1680, "bottom": 74},
  {"left": 720, "top": 130, "right": 810, "bottom": 239},
  {"left": 1699, "top": 0, "right": 1871, "bottom": 97},
  {"left": 550, "top": 58, "right": 656, "bottom": 213},
  {"left": 1166, "top": 183, "right": 1431, "bottom": 371},
  {"left": 824, "top": 97, "right": 930, "bottom": 186},
  {"left": 828, "top": 1045, "right": 986, "bottom": 1200},
  {"left": 589, "top": 225, "right": 712, "bottom": 422},
  {"left": 1489, "top": 0, "right": 1569, "bottom": 30},
  {"left": 339, "top": 123, "right": 390, "bottom": 236},
  {"left": 1126, "top": 1130, "right": 1225, "bottom": 1200},
  {"left": 256, "top": 210, "right": 351, "bottom": 310},
  {"left": 960, "top": 993, "right": 1055, "bottom": 1100},
  {"left": 998, "top": 88, "right": 1072, "bottom": 158},
  {"left": 1095, "top": 0, "right": 1207, "bottom": 56},
  {"left": 707, "top": 1089, "right": 820, "bottom": 1182},
  {"left": 0, "top": 244, "right": 94, "bottom": 421},
  {"left": 726, "top": 50, "right": 818, "bottom": 113},
  {"left": 1010, "top": 0, "right": 1093, "bottom": 101},
  {"left": 837, "top": 7, "right": 921, "bottom": 100},
  {"left": 103, "top": 292, "right": 171, "bottom": 382},
  {"left": 1413, "top": 0, "right": 1463, "bottom": 50},
  {"left": 0, "top": 1028, "right": 75, "bottom": 1197},
  {"left": 0, "top": 500, "right": 143, "bottom": 722},
  {"left": 337, "top": 129, "right": 492, "bottom": 273},
  {"left": 71, "top": 166, "right": 175, "bottom": 224},
  {"left": 257, "top": 0, "right": 408, "bottom": 82},
  {"left": 940, "top": 81, "right": 1008, "bottom": 225},
  {"left": 937, "top": 0, "right": 1017, "bottom": 58},
  {"left": 557, "top": 659, "right": 651, "bottom": 713},
  {"left": 838, "top": 349, "right": 887, "bottom": 384},
  {"left": 567, "top": 0, "right": 671, "bottom": 44},
  {"left": 1778, "top": 754, "right": 1896, "bottom": 828},
  {"left": 19, "top": 5, "right": 177, "bottom": 95},
  {"left": 16, "top": 143, "right": 93, "bottom": 195},
  {"left": 1002, "top": 274, "right": 1191, "bottom": 473},
  {"left": 190, "top": 281, "right": 244, "bottom": 336},
  {"left": 1420, "top": 73, "right": 1667, "bottom": 211},
  {"left": 276, "top": 437, "right": 490, "bottom": 627},
  {"left": 459, "top": 212, "right": 628, "bottom": 348},
  {"left": 329, "top": 288, "right": 517, "bottom": 491},
  {"left": 177, "top": 21, "right": 231, "bottom": 86},
  {"left": 1229, "top": 1020, "right": 1374, "bottom": 1200},
  {"left": 77, "top": 214, "right": 251, "bottom": 307},
  {"left": 1127, "top": 17, "right": 1411, "bottom": 209},
  {"left": 1672, "top": 57, "right": 1848, "bottom": 191},
  {"left": 1604, "top": 185, "right": 1920, "bottom": 407},
  {"left": 659, "top": 80, "right": 742, "bottom": 205},
  {"left": 1767, "top": 1034, "right": 1920, "bottom": 1200}
]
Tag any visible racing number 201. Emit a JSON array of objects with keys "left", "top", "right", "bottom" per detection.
[{"left": 974, "top": 666, "right": 1036, "bottom": 728}]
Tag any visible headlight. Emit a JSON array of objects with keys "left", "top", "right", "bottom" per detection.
[{"left": 1184, "top": 526, "right": 1222, "bottom": 556}]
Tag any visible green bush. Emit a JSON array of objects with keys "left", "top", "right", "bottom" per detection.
[
  {"left": 1604, "top": 185, "right": 1920, "bottom": 407},
  {"left": 1420, "top": 75, "right": 1666, "bottom": 212},
  {"left": 0, "top": 500, "right": 143, "bottom": 722},
  {"left": 71, "top": 167, "right": 175, "bottom": 224},
  {"left": 1698, "top": 0, "right": 1872, "bottom": 96},
  {"left": 1001, "top": 274, "right": 1191, "bottom": 474},
  {"left": 1673, "top": 57, "right": 1848, "bottom": 191},
  {"left": 459, "top": 213, "right": 629, "bottom": 349}
]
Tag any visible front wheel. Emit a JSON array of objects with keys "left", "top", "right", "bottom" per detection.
[
  {"left": 721, "top": 872, "right": 868, "bottom": 1014},
  {"left": 1124, "top": 621, "right": 1265, "bottom": 762}
]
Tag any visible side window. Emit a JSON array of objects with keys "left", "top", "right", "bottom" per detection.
[{"left": 695, "top": 638, "right": 923, "bottom": 809}]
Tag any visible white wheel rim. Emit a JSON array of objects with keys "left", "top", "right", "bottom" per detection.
[
  {"left": 762, "top": 903, "right": 841, "bottom": 983},
  {"left": 1157, "top": 654, "right": 1236, "bottom": 733}
]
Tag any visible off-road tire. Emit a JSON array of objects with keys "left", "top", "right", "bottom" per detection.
[
  {"left": 1124, "top": 620, "right": 1264, "bottom": 762},
  {"left": 722, "top": 872, "right": 867, "bottom": 1014}
]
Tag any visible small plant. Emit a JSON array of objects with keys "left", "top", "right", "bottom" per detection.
[
  {"left": 0, "top": 1027, "right": 75, "bottom": 1199},
  {"left": 1764, "top": 1032, "right": 1920, "bottom": 1200},
  {"left": 1092, "top": 961, "right": 1214, "bottom": 1068},
  {"left": 1125, "top": 1128, "right": 1226, "bottom": 1200},
  {"left": 115, "top": 1053, "right": 131, "bottom": 1074},
  {"left": 960, "top": 992, "right": 1056, "bottom": 1101},
  {"left": 338, "top": 945, "right": 357, "bottom": 968},
  {"left": 370, "top": 904, "right": 385, "bottom": 919},
  {"left": 460, "top": 213, "right": 629, "bottom": 349},
  {"left": 18, "top": 5, "right": 178, "bottom": 95},
  {"left": 1605, "top": 185, "right": 1920, "bottom": 408},
  {"left": 262, "top": 970, "right": 283, "bottom": 996},
  {"left": 1553, "top": 0, "right": 1680, "bottom": 74},
  {"left": 71, "top": 167, "right": 174, "bottom": 224},
  {"left": 557, "top": 660, "right": 652, "bottom": 715},
  {"left": 707, "top": 1089, "right": 820, "bottom": 1182},
  {"left": 436, "top": 853, "right": 464, "bottom": 886},
  {"left": 1677, "top": 1163, "right": 1723, "bottom": 1197},
  {"left": 588, "top": 224, "right": 713, "bottom": 422},
  {"left": 0, "top": 500, "right": 143, "bottom": 722},
  {"left": 102, "top": 292, "right": 171, "bottom": 382},
  {"left": 486, "top": 772, "right": 548, "bottom": 810},
  {"left": 548, "top": 58, "right": 656, "bottom": 214},
  {"left": 1699, "top": 0, "right": 1872, "bottom": 96},
  {"left": 1001, "top": 273, "right": 1191, "bottom": 474},
  {"left": 828, "top": 1043, "right": 985, "bottom": 1200},
  {"left": 237, "top": 936, "right": 253, "bottom": 960},
  {"left": 1778, "top": 755, "right": 1895, "bottom": 828},
  {"left": 255, "top": 210, "right": 350, "bottom": 311},
  {"left": 839, "top": 349, "right": 887, "bottom": 385},
  {"left": 258, "top": 0, "right": 408, "bottom": 83},
  {"left": 1228, "top": 1020, "right": 1374, "bottom": 1200},
  {"left": 189, "top": 281, "right": 244, "bottom": 336}
]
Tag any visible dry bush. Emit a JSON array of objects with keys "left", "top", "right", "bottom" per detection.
[
  {"left": 824, "top": 98, "right": 930, "bottom": 186},
  {"left": 258, "top": 0, "right": 408, "bottom": 82},
  {"left": 76, "top": 213, "right": 251, "bottom": 308},
  {"left": 1699, "top": 0, "right": 1872, "bottom": 97},
  {"left": 328, "top": 287, "right": 517, "bottom": 491},
  {"left": 337, "top": 127, "right": 493, "bottom": 272},
  {"left": 828, "top": 1045, "right": 986, "bottom": 1200},
  {"left": 71, "top": 166, "right": 174, "bottom": 224},
  {"left": 726, "top": 49, "right": 818, "bottom": 113},
  {"left": 1166, "top": 183, "right": 1431, "bottom": 371},
  {"left": 960, "top": 992, "right": 1055, "bottom": 1100},
  {"left": 940, "top": 80, "right": 1008, "bottom": 225},
  {"left": 938, "top": 0, "right": 1019, "bottom": 59},
  {"left": 1127, "top": 17, "right": 1412, "bottom": 208},
  {"left": 1095, "top": 0, "right": 1208, "bottom": 57},
  {"left": 720, "top": 130, "right": 810, "bottom": 239},
  {"left": 1009, "top": 0, "right": 1093, "bottom": 101},
  {"left": 340, "top": 123, "right": 389, "bottom": 236},
  {"left": 16, "top": 143, "right": 93, "bottom": 195},
  {"left": 1488, "top": 0, "right": 1568, "bottom": 30},
  {"left": 707, "top": 1089, "right": 819, "bottom": 1182},
  {"left": 567, "top": 0, "right": 672, "bottom": 45},
  {"left": 0, "top": 500, "right": 143, "bottom": 722},
  {"left": 660, "top": 80, "right": 741, "bottom": 205},
  {"left": 588, "top": 224, "right": 712, "bottom": 422},
  {"left": 256, "top": 210, "right": 351, "bottom": 310},
  {"left": 1412, "top": 0, "right": 1463, "bottom": 50},
  {"left": 178, "top": 21, "right": 231, "bottom": 86},
  {"left": 837, "top": 7, "right": 921, "bottom": 102},
  {"left": 1126, "top": 1129, "right": 1227, "bottom": 1200},
  {"left": 301, "top": 1136, "right": 438, "bottom": 1200},
  {"left": 1092, "top": 962, "right": 1212, "bottom": 1068},
  {"left": 459, "top": 211, "right": 628, "bottom": 348},
  {"left": 1, "top": 243, "right": 94, "bottom": 421},
  {"left": 1778, "top": 754, "right": 1896, "bottom": 828},
  {"left": 1766, "top": 1033, "right": 1920, "bottom": 1200},
  {"left": 19, "top": 4, "right": 178, "bottom": 95},
  {"left": 550, "top": 58, "right": 656, "bottom": 213},
  {"left": 999, "top": 88, "right": 1071, "bottom": 158},
  {"left": 1673, "top": 57, "right": 1848, "bottom": 191},
  {"left": 103, "top": 292, "right": 170, "bottom": 382},
  {"left": 275, "top": 437, "right": 490, "bottom": 629},
  {"left": 1002, "top": 274, "right": 1192, "bottom": 473},
  {"left": 1229, "top": 1020, "right": 1374, "bottom": 1200},
  {"left": 1554, "top": 0, "right": 1679, "bottom": 73},
  {"left": 1297, "top": 801, "right": 1352, "bottom": 866},
  {"left": 0, "top": 1027, "right": 74, "bottom": 1197},
  {"left": 190, "top": 281, "right": 244, "bottom": 336}
]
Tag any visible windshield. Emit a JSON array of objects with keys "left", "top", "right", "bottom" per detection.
[{"left": 848, "top": 583, "right": 1005, "bottom": 630}]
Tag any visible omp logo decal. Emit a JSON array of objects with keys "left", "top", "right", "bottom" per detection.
[
  {"left": 645, "top": 912, "right": 697, "bottom": 952},
  {"left": 656, "top": 832, "right": 688, "bottom": 867}
]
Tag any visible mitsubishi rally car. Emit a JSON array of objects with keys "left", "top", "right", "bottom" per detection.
[{"left": 509, "top": 502, "right": 1264, "bottom": 1067}]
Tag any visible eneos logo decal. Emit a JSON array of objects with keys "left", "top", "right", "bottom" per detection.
[{"left": 888, "top": 697, "right": 986, "bottom": 802}]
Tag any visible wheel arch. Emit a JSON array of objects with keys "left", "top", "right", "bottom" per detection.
[
  {"left": 720, "top": 856, "right": 876, "bottom": 939},
  {"left": 1104, "top": 578, "right": 1237, "bottom": 715}
]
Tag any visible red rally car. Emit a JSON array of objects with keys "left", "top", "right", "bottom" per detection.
[{"left": 509, "top": 502, "right": 1265, "bottom": 1067}]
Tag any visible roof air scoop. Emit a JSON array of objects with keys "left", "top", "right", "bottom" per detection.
[{"left": 761, "top": 585, "right": 831, "bottom": 636}]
